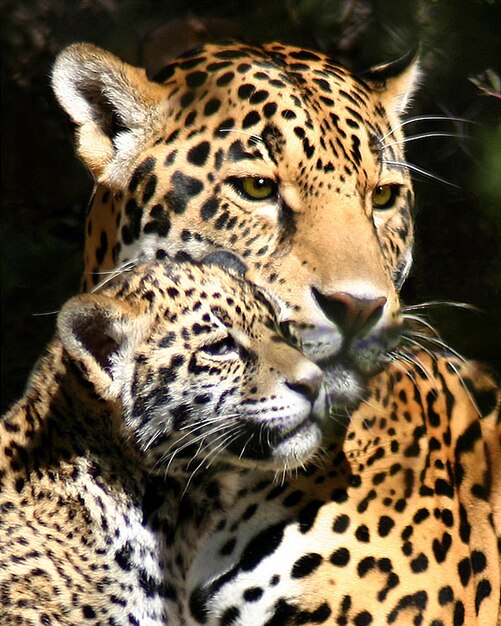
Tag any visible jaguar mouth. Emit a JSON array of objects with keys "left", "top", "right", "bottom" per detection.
[
  {"left": 301, "top": 324, "right": 401, "bottom": 408},
  {"left": 225, "top": 415, "right": 322, "bottom": 466}
]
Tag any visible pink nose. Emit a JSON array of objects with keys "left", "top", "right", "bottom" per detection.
[{"left": 313, "top": 289, "right": 387, "bottom": 338}]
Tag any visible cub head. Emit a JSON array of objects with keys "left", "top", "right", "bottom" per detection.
[
  {"left": 53, "top": 41, "right": 420, "bottom": 406},
  {"left": 57, "top": 258, "right": 326, "bottom": 472}
]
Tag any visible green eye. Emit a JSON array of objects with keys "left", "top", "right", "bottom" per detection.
[
  {"left": 372, "top": 184, "right": 399, "bottom": 209},
  {"left": 239, "top": 177, "right": 277, "bottom": 200}
]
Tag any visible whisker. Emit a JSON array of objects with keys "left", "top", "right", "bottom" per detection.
[
  {"left": 379, "top": 115, "right": 476, "bottom": 142},
  {"left": 402, "top": 313, "right": 440, "bottom": 337},
  {"left": 380, "top": 131, "right": 471, "bottom": 151},
  {"left": 406, "top": 331, "right": 467, "bottom": 363},
  {"left": 403, "top": 301, "right": 481, "bottom": 313},
  {"left": 91, "top": 258, "right": 140, "bottom": 293},
  {"left": 382, "top": 159, "right": 460, "bottom": 188},
  {"left": 394, "top": 347, "right": 436, "bottom": 385},
  {"left": 445, "top": 360, "right": 483, "bottom": 418}
]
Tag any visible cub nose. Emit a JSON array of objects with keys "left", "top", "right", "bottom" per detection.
[
  {"left": 286, "top": 364, "right": 323, "bottom": 403},
  {"left": 312, "top": 288, "right": 387, "bottom": 338}
]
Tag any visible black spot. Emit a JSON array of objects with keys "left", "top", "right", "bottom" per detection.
[
  {"left": 410, "top": 553, "right": 429, "bottom": 573},
  {"left": 291, "top": 553, "right": 322, "bottom": 578},
  {"left": 204, "top": 98, "right": 221, "bottom": 116},
  {"left": 239, "top": 522, "right": 286, "bottom": 571},
  {"left": 220, "top": 537, "right": 236, "bottom": 556},
  {"left": 355, "top": 525, "right": 370, "bottom": 543},
  {"left": 475, "top": 579, "right": 491, "bottom": 613},
  {"left": 220, "top": 607, "right": 240, "bottom": 626},
  {"left": 333, "top": 514, "right": 350, "bottom": 533},
  {"left": 186, "top": 70, "right": 208, "bottom": 88},
  {"left": 297, "top": 500, "right": 323, "bottom": 533},
  {"left": 82, "top": 605, "right": 96, "bottom": 619},
  {"left": 238, "top": 84, "right": 255, "bottom": 99},
  {"left": 432, "top": 532, "right": 452, "bottom": 563},
  {"left": 165, "top": 172, "right": 203, "bottom": 214},
  {"left": 242, "top": 111, "right": 261, "bottom": 128},
  {"left": 263, "top": 102, "right": 278, "bottom": 118},
  {"left": 159, "top": 332, "right": 176, "bottom": 348},
  {"left": 434, "top": 478, "right": 454, "bottom": 498},
  {"left": 282, "top": 490, "right": 303, "bottom": 507},
  {"left": 243, "top": 587, "right": 263, "bottom": 602},
  {"left": 413, "top": 508, "right": 430, "bottom": 524},
  {"left": 471, "top": 550, "right": 487, "bottom": 573},
  {"left": 378, "top": 515, "right": 395, "bottom": 537},
  {"left": 457, "top": 557, "right": 471, "bottom": 586},
  {"left": 357, "top": 556, "right": 375, "bottom": 577},
  {"left": 331, "top": 488, "right": 348, "bottom": 502},
  {"left": 201, "top": 196, "right": 220, "bottom": 221},
  {"left": 438, "top": 585, "right": 454, "bottom": 605},
  {"left": 114, "top": 542, "right": 133, "bottom": 570},
  {"left": 187, "top": 141, "right": 211, "bottom": 166},
  {"left": 129, "top": 157, "right": 155, "bottom": 192},
  {"left": 354, "top": 611, "right": 373, "bottom": 626},
  {"left": 181, "top": 91, "right": 195, "bottom": 107},
  {"left": 264, "top": 598, "right": 297, "bottom": 626},
  {"left": 217, "top": 71, "right": 235, "bottom": 86},
  {"left": 330, "top": 547, "right": 350, "bottom": 567},
  {"left": 250, "top": 89, "right": 269, "bottom": 104},
  {"left": 387, "top": 591, "right": 428, "bottom": 624},
  {"left": 290, "top": 49, "right": 321, "bottom": 61},
  {"left": 453, "top": 600, "right": 465, "bottom": 626},
  {"left": 189, "top": 585, "right": 210, "bottom": 623}
]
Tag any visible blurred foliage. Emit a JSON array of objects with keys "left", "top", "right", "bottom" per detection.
[{"left": 1, "top": 0, "right": 500, "bottom": 411}]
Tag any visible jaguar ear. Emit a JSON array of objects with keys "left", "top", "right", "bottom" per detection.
[
  {"left": 57, "top": 293, "right": 148, "bottom": 399},
  {"left": 52, "top": 43, "right": 169, "bottom": 188},
  {"left": 361, "top": 48, "right": 421, "bottom": 116}
]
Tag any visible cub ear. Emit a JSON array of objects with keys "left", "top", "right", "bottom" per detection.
[
  {"left": 57, "top": 293, "right": 147, "bottom": 399},
  {"left": 361, "top": 48, "right": 421, "bottom": 116},
  {"left": 52, "top": 43, "right": 169, "bottom": 188}
]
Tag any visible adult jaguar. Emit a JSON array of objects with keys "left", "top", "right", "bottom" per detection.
[
  {"left": 52, "top": 40, "right": 419, "bottom": 408},
  {"left": 0, "top": 256, "right": 327, "bottom": 624},
  {"left": 49, "top": 41, "right": 501, "bottom": 624}
]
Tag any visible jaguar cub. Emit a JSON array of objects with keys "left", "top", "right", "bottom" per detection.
[{"left": 0, "top": 257, "right": 326, "bottom": 625}]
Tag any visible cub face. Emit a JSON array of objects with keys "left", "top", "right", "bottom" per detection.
[
  {"left": 58, "top": 259, "right": 326, "bottom": 472},
  {"left": 53, "top": 41, "right": 420, "bottom": 406}
]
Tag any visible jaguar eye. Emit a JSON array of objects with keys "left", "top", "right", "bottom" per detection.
[
  {"left": 279, "top": 321, "right": 300, "bottom": 346},
  {"left": 201, "top": 335, "right": 238, "bottom": 356},
  {"left": 234, "top": 176, "right": 277, "bottom": 201},
  {"left": 372, "top": 184, "right": 399, "bottom": 210}
]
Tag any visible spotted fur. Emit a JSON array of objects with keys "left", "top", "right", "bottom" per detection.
[
  {"left": 52, "top": 41, "right": 420, "bottom": 406},
  {"left": 0, "top": 259, "right": 326, "bottom": 624},
  {"left": 49, "top": 41, "right": 501, "bottom": 625}
]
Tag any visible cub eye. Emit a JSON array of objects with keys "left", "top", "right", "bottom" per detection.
[
  {"left": 372, "top": 184, "right": 399, "bottom": 210},
  {"left": 200, "top": 335, "right": 238, "bottom": 356},
  {"left": 235, "top": 176, "right": 277, "bottom": 201},
  {"left": 279, "top": 321, "right": 300, "bottom": 346}
]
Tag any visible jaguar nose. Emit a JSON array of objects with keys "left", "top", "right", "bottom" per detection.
[
  {"left": 286, "top": 364, "right": 323, "bottom": 403},
  {"left": 312, "top": 288, "right": 387, "bottom": 339}
]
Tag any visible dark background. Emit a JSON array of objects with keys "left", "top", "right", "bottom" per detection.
[{"left": 2, "top": 0, "right": 501, "bottom": 412}]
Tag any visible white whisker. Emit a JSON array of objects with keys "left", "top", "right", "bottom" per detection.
[
  {"left": 379, "top": 115, "right": 476, "bottom": 142},
  {"left": 380, "top": 131, "right": 470, "bottom": 151},
  {"left": 382, "top": 159, "right": 460, "bottom": 188}
]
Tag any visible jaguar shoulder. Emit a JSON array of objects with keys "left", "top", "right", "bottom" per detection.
[{"left": 180, "top": 351, "right": 501, "bottom": 626}]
